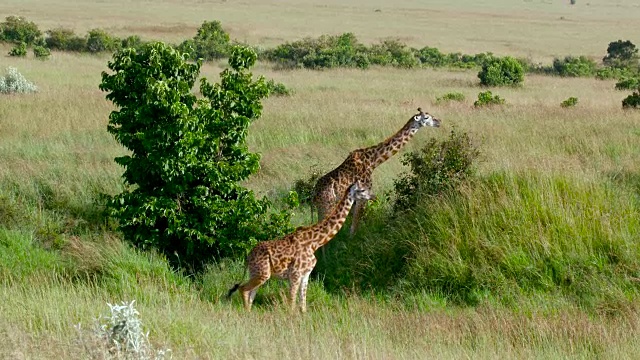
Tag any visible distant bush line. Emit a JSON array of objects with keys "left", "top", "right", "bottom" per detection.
[{"left": 1, "top": 16, "right": 639, "bottom": 81}]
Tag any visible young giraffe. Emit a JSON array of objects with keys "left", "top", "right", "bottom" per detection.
[
  {"left": 311, "top": 108, "right": 441, "bottom": 234},
  {"left": 227, "top": 182, "right": 372, "bottom": 313}
]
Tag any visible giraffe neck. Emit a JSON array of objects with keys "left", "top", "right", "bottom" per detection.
[
  {"left": 306, "top": 193, "right": 354, "bottom": 252},
  {"left": 365, "top": 120, "right": 420, "bottom": 169}
]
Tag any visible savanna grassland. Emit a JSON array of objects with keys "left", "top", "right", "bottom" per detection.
[{"left": 1, "top": 0, "right": 640, "bottom": 359}]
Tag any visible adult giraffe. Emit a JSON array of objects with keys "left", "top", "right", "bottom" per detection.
[{"left": 311, "top": 108, "right": 441, "bottom": 234}]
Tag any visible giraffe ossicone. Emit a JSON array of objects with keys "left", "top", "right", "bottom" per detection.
[{"left": 227, "top": 182, "right": 372, "bottom": 313}]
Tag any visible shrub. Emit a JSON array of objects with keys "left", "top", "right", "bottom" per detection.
[
  {"left": 622, "top": 90, "right": 640, "bottom": 109},
  {"left": 265, "top": 79, "right": 293, "bottom": 96},
  {"left": 552, "top": 56, "right": 597, "bottom": 77},
  {"left": 177, "top": 20, "right": 231, "bottom": 61},
  {"left": 121, "top": 35, "right": 146, "bottom": 50},
  {"left": 478, "top": 56, "right": 524, "bottom": 86},
  {"left": 595, "top": 66, "right": 635, "bottom": 80},
  {"left": 0, "top": 67, "right": 37, "bottom": 94},
  {"left": 76, "top": 300, "right": 171, "bottom": 359},
  {"left": 33, "top": 45, "right": 50, "bottom": 59},
  {"left": 0, "top": 16, "right": 43, "bottom": 45},
  {"left": 8, "top": 42, "right": 27, "bottom": 57},
  {"left": 368, "top": 39, "right": 420, "bottom": 68},
  {"left": 262, "top": 37, "right": 316, "bottom": 68},
  {"left": 462, "top": 52, "right": 495, "bottom": 68},
  {"left": 415, "top": 46, "right": 448, "bottom": 67},
  {"left": 263, "top": 33, "right": 370, "bottom": 69},
  {"left": 392, "top": 130, "right": 480, "bottom": 212},
  {"left": 100, "top": 43, "right": 293, "bottom": 271},
  {"left": 603, "top": 40, "right": 639, "bottom": 69},
  {"left": 436, "top": 92, "right": 465, "bottom": 104},
  {"left": 303, "top": 33, "right": 369, "bottom": 69},
  {"left": 561, "top": 97, "right": 579, "bottom": 107},
  {"left": 615, "top": 78, "right": 640, "bottom": 90},
  {"left": 292, "top": 167, "right": 323, "bottom": 206},
  {"left": 45, "top": 27, "right": 87, "bottom": 51},
  {"left": 86, "top": 28, "right": 121, "bottom": 53},
  {"left": 474, "top": 90, "right": 505, "bottom": 107}
]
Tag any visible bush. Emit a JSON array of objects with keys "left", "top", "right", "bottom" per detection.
[
  {"left": 265, "top": 79, "right": 293, "bottom": 96},
  {"left": 177, "top": 20, "right": 231, "bottom": 61},
  {"left": 45, "top": 28, "right": 87, "bottom": 51},
  {"left": 415, "top": 46, "right": 448, "bottom": 67},
  {"left": 0, "top": 67, "right": 37, "bottom": 94},
  {"left": 33, "top": 45, "right": 50, "bottom": 59},
  {"left": 561, "top": 97, "right": 579, "bottom": 107},
  {"left": 292, "top": 168, "right": 323, "bottom": 206},
  {"left": 8, "top": 42, "right": 27, "bottom": 57},
  {"left": 615, "top": 78, "right": 640, "bottom": 91},
  {"left": 436, "top": 92, "right": 465, "bottom": 104},
  {"left": 474, "top": 90, "right": 505, "bottom": 107},
  {"left": 478, "top": 56, "right": 524, "bottom": 86},
  {"left": 100, "top": 43, "right": 293, "bottom": 271},
  {"left": 0, "top": 16, "right": 43, "bottom": 45},
  {"left": 603, "top": 40, "right": 639, "bottom": 69},
  {"left": 595, "top": 66, "right": 635, "bottom": 80},
  {"left": 263, "top": 33, "right": 370, "bottom": 69},
  {"left": 622, "top": 90, "right": 640, "bottom": 109},
  {"left": 552, "top": 56, "right": 597, "bottom": 77},
  {"left": 368, "top": 39, "right": 420, "bottom": 68},
  {"left": 121, "top": 35, "right": 146, "bottom": 50},
  {"left": 392, "top": 130, "right": 480, "bottom": 212},
  {"left": 86, "top": 28, "right": 121, "bottom": 53},
  {"left": 76, "top": 300, "right": 171, "bottom": 359}
]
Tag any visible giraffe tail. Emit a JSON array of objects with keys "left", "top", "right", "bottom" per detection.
[
  {"left": 227, "top": 260, "right": 249, "bottom": 299},
  {"left": 226, "top": 283, "right": 241, "bottom": 299}
]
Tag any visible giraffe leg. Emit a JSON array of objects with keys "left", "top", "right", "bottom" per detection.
[
  {"left": 349, "top": 199, "right": 366, "bottom": 236},
  {"left": 298, "top": 270, "right": 312, "bottom": 313},
  {"left": 288, "top": 273, "right": 302, "bottom": 312},
  {"left": 239, "top": 276, "right": 268, "bottom": 311}
]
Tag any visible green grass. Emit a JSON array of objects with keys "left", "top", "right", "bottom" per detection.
[
  {"left": 1, "top": 0, "right": 640, "bottom": 357},
  {"left": 318, "top": 173, "right": 640, "bottom": 309}
]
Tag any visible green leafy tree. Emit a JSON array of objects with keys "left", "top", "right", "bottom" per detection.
[
  {"left": 100, "top": 42, "right": 293, "bottom": 271},
  {"left": 478, "top": 56, "right": 524, "bottom": 86}
]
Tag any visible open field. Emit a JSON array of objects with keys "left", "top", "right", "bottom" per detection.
[
  {"left": 1, "top": 0, "right": 640, "bottom": 358},
  {"left": 2, "top": 0, "right": 640, "bottom": 61}
]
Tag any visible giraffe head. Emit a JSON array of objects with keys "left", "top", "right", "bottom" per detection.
[
  {"left": 348, "top": 182, "right": 374, "bottom": 201},
  {"left": 411, "top": 107, "right": 441, "bottom": 129}
]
